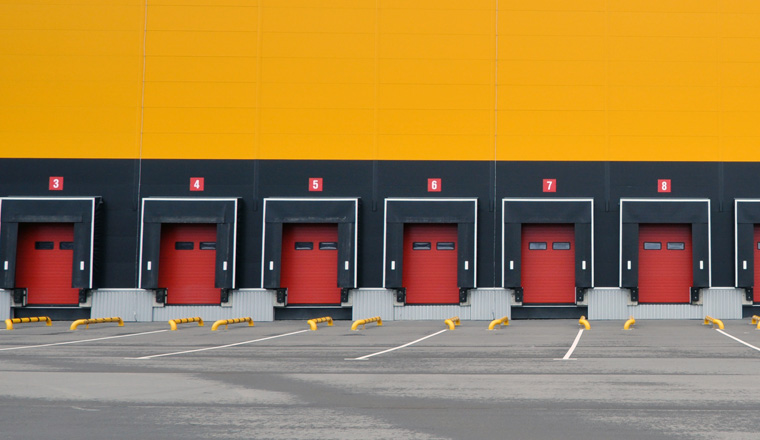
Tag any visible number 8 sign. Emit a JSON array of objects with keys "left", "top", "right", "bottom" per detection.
[{"left": 658, "top": 179, "right": 671, "bottom": 193}]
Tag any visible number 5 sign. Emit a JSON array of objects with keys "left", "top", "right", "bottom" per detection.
[{"left": 309, "top": 178, "right": 323, "bottom": 192}]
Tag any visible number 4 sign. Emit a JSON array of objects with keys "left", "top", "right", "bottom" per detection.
[{"left": 190, "top": 177, "right": 204, "bottom": 191}]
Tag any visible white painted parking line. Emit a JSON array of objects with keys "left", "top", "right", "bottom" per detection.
[
  {"left": 0, "top": 330, "right": 169, "bottom": 352},
  {"left": 346, "top": 329, "right": 448, "bottom": 361},
  {"left": 128, "top": 329, "right": 310, "bottom": 360},
  {"left": 716, "top": 329, "right": 760, "bottom": 353},
  {"left": 555, "top": 328, "right": 584, "bottom": 361}
]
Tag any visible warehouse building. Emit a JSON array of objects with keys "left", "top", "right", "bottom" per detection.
[{"left": 1, "top": 1, "right": 759, "bottom": 321}]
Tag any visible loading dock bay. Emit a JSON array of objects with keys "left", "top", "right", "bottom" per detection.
[{"left": 1, "top": 320, "right": 760, "bottom": 439}]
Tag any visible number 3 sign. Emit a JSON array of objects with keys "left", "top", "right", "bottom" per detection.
[{"left": 49, "top": 176, "right": 63, "bottom": 191}]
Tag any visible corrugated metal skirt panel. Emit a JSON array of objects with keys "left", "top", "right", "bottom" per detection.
[
  {"left": 402, "top": 224, "right": 458, "bottom": 304},
  {"left": 702, "top": 289, "right": 743, "bottom": 320},
  {"left": 16, "top": 223, "right": 79, "bottom": 305},
  {"left": 281, "top": 223, "right": 340, "bottom": 305},
  {"left": 0, "top": 290, "right": 11, "bottom": 321},
  {"left": 159, "top": 223, "right": 218, "bottom": 305},
  {"left": 352, "top": 289, "right": 395, "bottom": 321},
  {"left": 521, "top": 224, "right": 575, "bottom": 304},
  {"left": 754, "top": 226, "right": 760, "bottom": 302},
  {"left": 470, "top": 289, "right": 511, "bottom": 320},
  {"left": 91, "top": 290, "right": 154, "bottom": 321},
  {"left": 638, "top": 224, "right": 692, "bottom": 303},
  {"left": 394, "top": 305, "right": 471, "bottom": 321}
]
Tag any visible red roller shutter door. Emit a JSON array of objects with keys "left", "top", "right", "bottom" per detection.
[
  {"left": 158, "top": 223, "right": 218, "bottom": 305},
  {"left": 754, "top": 225, "right": 760, "bottom": 302},
  {"left": 280, "top": 223, "right": 341, "bottom": 305},
  {"left": 638, "top": 224, "right": 692, "bottom": 303},
  {"left": 402, "top": 223, "right": 459, "bottom": 304},
  {"left": 521, "top": 224, "right": 576, "bottom": 304},
  {"left": 16, "top": 223, "right": 79, "bottom": 305}
]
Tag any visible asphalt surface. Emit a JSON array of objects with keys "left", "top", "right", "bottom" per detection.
[{"left": 1, "top": 318, "right": 759, "bottom": 439}]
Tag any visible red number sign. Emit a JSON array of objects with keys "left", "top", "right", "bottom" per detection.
[
  {"left": 543, "top": 179, "right": 556, "bottom": 193},
  {"left": 49, "top": 176, "right": 63, "bottom": 191},
  {"left": 428, "top": 178, "right": 442, "bottom": 192},
  {"left": 309, "top": 178, "right": 323, "bottom": 192},
  {"left": 190, "top": 177, "right": 204, "bottom": 191},
  {"left": 658, "top": 179, "right": 671, "bottom": 193}
]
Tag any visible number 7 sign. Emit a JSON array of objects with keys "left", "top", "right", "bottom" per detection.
[{"left": 543, "top": 179, "right": 556, "bottom": 193}]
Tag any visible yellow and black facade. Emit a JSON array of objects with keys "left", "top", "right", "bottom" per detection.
[{"left": 2, "top": 1, "right": 760, "bottom": 319}]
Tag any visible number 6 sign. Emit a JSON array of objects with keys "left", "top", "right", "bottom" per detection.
[{"left": 428, "top": 178, "right": 441, "bottom": 192}]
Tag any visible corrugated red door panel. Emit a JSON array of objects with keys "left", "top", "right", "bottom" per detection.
[
  {"left": 16, "top": 223, "right": 79, "bottom": 305},
  {"left": 638, "top": 224, "right": 692, "bottom": 303},
  {"left": 281, "top": 223, "right": 340, "bottom": 305},
  {"left": 402, "top": 223, "right": 459, "bottom": 304},
  {"left": 754, "top": 225, "right": 760, "bottom": 302},
  {"left": 521, "top": 224, "right": 576, "bottom": 304},
  {"left": 159, "top": 223, "right": 218, "bottom": 305}
]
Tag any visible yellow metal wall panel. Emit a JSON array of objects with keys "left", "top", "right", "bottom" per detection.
[
  {"left": 608, "top": 36, "right": 719, "bottom": 62},
  {"left": 379, "top": 34, "right": 493, "bottom": 60},
  {"left": 498, "top": 136, "right": 606, "bottom": 161},
  {"left": 378, "top": 135, "right": 493, "bottom": 161},
  {"left": 148, "top": 5, "right": 258, "bottom": 31},
  {"left": 0, "top": 30, "right": 141, "bottom": 56},
  {"left": 144, "top": 82, "right": 257, "bottom": 108},
  {"left": 379, "top": 59, "right": 493, "bottom": 85},
  {"left": 498, "top": 36, "right": 605, "bottom": 61},
  {"left": 721, "top": 112, "right": 760, "bottom": 137},
  {"left": 262, "top": 32, "right": 373, "bottom": 58},
  {"left": 258, "top": 134, "right": 374, "bottom": 160},
  {"left": 378, "top": 85, "right": 492, "bottom": 110},
  {"left": 499, "top": 86, "right": 605, "bottom": 111},
  {"left": 146, "top": 57, "right": 258, "bottom": 82},
  {"left": 143, "top": 108, "right": 256, "bottom": 134},
  {"left": 608, "top": 136, "right": 719, "bottom": 162},
  {"left": 608, "top": 12, "right": 718, "bottom": 37},
  {"left": 0, "top": 4, "right": 142, "bottom": 30},
  {"left": 607, "top": 0, "right": 718, "bottom": 13},
  {"left": 0, "top": 132, "right": 139, "bottom": 159},
  {"left": 499, "top": 60, "right": 606, "bottom": 85},
  {"left": 720, "top": 137, "right": 760, "bottom": 161},
  {"left": 378, "top": 110, "right": 491, "bottom": 135},
  {"left": 498, "top": 111, "right": 606, "bottom": 137},
  {"left": 380, "top": 8, "right": 492, "bottom": 34},
  {"left": 141, "top": 133, "right": 255, "bottom": 160},
  {"left": 498, "top": 11, "right": 605, "bottom": 36},
  {"left": 498, "top": 0, "right": 604, "bottom": 11},
  {"left": 260, "top": 84, "right": 373, "bottom": 109},
  {"left": 146, "top": 31, "right": 258, "bottom": 57},
  {"left": 263, "top": 6, "right": 374, "bottom": 33},
  {"left": 608, "top": 61, "right": 718, "bottom": 86},
  {"left": 722, "top": 38, "right": 760, "bottom": 63},
  {"left": 381, "top": 0, "right": 494, "bottom": 9},
  {"left": 260, "top": 109, "right": 373, "bottom": 135},
  {"left": 0, "top": 55, "right": 141, "bottom": 82},
  {"left": 608, "top": 87, "right": 719, "bottom": 112},
  {"left": 261, "top": 58, "right": 373, "bottom": 84},
  {"left": 0, "top": 1, "right": 143, "bottom": 159},
  {"left": 609, "top": 111, "right": 718, "bottom": 137}
]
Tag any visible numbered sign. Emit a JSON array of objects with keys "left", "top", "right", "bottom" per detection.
[
  {"left": 190, "top": 177, "right": 204, "bottom": 192},
  {"left": 658, "top": 179, "right": 671, "bottom": 193},
  {"left": 428, "top": 178, "right": 442, "bottom": 192},
  {"left": 309, "top": 178, "right": 323, "bottom": 192},
  {"left": 543, "top": 179, "right": 556, "bottom": 193},
  {"left": 49, "top": 176, "right": 63, "bottom": 191}
]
